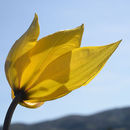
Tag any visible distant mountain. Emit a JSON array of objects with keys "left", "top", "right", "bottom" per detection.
[{"left": 1, "top": 107, "right": 130, "bottom": 130}]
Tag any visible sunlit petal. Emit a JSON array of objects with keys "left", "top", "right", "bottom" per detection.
[
  {"left": 24, "top": 40, "right": 121, "bottom": 101},
  {"left": 20, "top": 100, "right": 44, "bottom": 108},
  {"left": 20, "top": 24, "right": 84, "bottom": 88},
  {"left": 65, "top": 40, "right": 121, "bottom": 90},
  {"left": 5, "top": 14, "right": 39, "bottom": 89},
  {"left": 27, "top": 79, "right": 71, "bottom": 101}
]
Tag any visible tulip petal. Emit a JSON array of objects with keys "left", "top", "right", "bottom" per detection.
[
  {"left": 27, "top": 79, "right": 71, "bottom": 101},
  {"left": 5, "top": 14, "right": 40, "bottom": 89},
  {"left": 25, "top": 40, "right": 121, "bottom": 101},
  {"left": 65, "top": 40, "right": 121, "bottom": 90},
  {"left": 11, "top": 90, "right": 44, "bottom": 108},
  {"left": 20, "top": 24, "right": 84, "bottom": 88},
  {"left": 6, "top": 13, "right": 39, "bottom": 64},
  {"left": 20, "top": 100, "right": 44, "bottom": 108}
]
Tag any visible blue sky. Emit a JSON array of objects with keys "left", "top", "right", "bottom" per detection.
[{"left": 0, "top": 0, "right": 130, "bottom": 125}]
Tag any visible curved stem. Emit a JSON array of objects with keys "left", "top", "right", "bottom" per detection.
[{"left": 3, "top": 94, "right": 22, "bottom": 130}]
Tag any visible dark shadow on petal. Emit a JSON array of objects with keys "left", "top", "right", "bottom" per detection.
[
  {"left": 29, "top": 51, "right": 72, "bottom": 89},
  {"left": 28, "top": 85, "right": 71, "bottom": 101},
  {"left": 41, "top": 85, "right": 71, "bottom": 101},
  {"left": 13, "top": 53, "right": 31, "bottom": 86}
]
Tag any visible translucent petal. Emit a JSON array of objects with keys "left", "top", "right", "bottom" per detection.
[
  {"left": 20, "top": 100, "right": 44, "bottom": 108},
  {"left": 25, "top": 40, "right": 121, "bottom": 101},
  {"left": 11, "top": 90, "right": 44, "bottom": 108},
  {"left": 65, "top": 40, "right": 121, "bottom": 90},
  {"left": 20, "top": 24, "right": 84, "bottom": 88},
  {"left": 27, "top": 79, "right": 71, "bottom": 101},
  {"left": 5, "top": 14, "right": 40, "bottom": 89}
]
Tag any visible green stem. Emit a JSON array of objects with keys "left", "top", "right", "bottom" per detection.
[{"left": 3, "top": 94, "right": 22, "bottom": 130}]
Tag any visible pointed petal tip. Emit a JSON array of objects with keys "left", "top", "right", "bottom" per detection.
[
  {"left": 117, "top": 39, "right": 122, "bottom": 46},
  {"left": 116, "top": 39, "right": 122, "bottom": 44},
  {"left": 35, "top": 12, "right": 38, "bottom": 16},
  {"left": 105, "top": 39, "right": 122, "bottom": 48},
  {"left": 81, "top": 24, "right": 84, "bottom": 28},
  {"left": 112, "top": 39, "right": 122, "bottom": 47},
  {"left": 79, "top": 24, "right": 84, "bottom": 30},
  {"left": 75, "top": 24, "right": 84, "bottom": 31},
  {"left": 34, "top": 13, "right": 38, "bottom": 21},
  {"left": 118, "top": 39, "right": 122, "bottom": 43},
  {"left": 74, "top": 24, "right": 84, "bottom": 34}
]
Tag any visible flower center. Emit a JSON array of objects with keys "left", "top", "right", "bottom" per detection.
[{"left": 14, "top": 88, "right": 27, "bottom": 102}]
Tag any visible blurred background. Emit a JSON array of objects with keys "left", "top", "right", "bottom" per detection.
[{"left": 0, "top": 0, "right": 129, "bottom": 127}]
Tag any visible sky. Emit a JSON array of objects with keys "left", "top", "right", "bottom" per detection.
[{"left": 0, "top": 0, "right": 130, "bottom": 126}]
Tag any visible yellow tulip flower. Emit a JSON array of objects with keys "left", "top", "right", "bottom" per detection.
[
  {"left": 3, "top": 13, "right": 122, "bottom": 130},
  {"left": 5, "top": 14, "right": 121, "bottom": 109}
]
